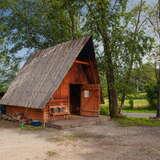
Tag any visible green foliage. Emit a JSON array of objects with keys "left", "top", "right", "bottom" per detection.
[
  {"left": 82, "top": 1, "right": 154, "bottom": 104},
  {"left": 114, "top": 117, "right": 160, "bottom": 127},
  {"left": 130, "top": 63, "right": 156, "bottom": 93},
  {"left": 0, "top": 0, "right": 83, "bottom": 92},
  {"left": 128, "top": 99, "right": 134, "bottom": 109},
  {"left": 145, "top": 84, "right": 157, "bottom": 108},
  {"left": 123, "top": 107, "right": 155, "bottom": 113},
  {"left": 125, "top": 99, "right": 149, "bottom": 108},
  {"left": 0, "top": 0, "right": 156, "bottom": 117},
  {"left": 127, "top": 92, "right": 147, "bottom": 100},
  {"left": 100, "top": 104, "right": 109, "bottom": 116},
  {"left": 99, "top": 74, "right": 108, "bottom": 97},
  {"left": 101, "top": 98, "right": 155, "bottom": 114},
  {"left": 1, "top": 0, "right": 83, "bottom": 51},
  {"left": 0, "top": 45, "right": 20, "bottom": 92}
]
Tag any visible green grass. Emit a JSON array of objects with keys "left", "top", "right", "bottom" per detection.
[
  {"left": 123, "top": 107, "right": 156, "bottom": 113},
  {"left": 20, "top": 124, "right": 44, "bottom": 131},
  {"left": 127, "top": 92, "right": 147, "bottom": 99},
  {"left": 100, "top": 104, "right": 109, "bottom": 115},
  {"left": 114, "top": 117, "right": 160, "bottom": 127},
  {"left": 123, "top": 99, "right": 155, "bottom": 113},
  {"left": 100, "top": 98, "right": 156, "bottom": 115},
  {"left": 124, "top": 99, "right": 149, "bottom": 108}
]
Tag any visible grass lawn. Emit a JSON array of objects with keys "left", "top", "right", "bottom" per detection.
[
  {"left": 123, "top": 99, "right": 156, "bottom": 113},
  {"left": 114, "top": 117, "right": 160, "bottom": 127},
  {"left": 100, "top": 98, "right": 156, "bottom": 115},
  {"left": 123, "top": 107, "right": 156, "bottom": 113},
  {"left": 100, "top": 103, "right": 109, "bottom": 115},
  {"left": 124, "top": 99, "right": 149, "bottom": 108}
]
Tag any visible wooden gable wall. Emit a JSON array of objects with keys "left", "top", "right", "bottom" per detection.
[
  {"left": 43, "top": 53, "right": 100, "bottom": 121},
  {"left": 45, "top": 62, "right": 89, "bottom": 111}
]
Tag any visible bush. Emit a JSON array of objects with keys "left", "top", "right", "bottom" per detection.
[
  {"left": 100, "top": 105, "right": 108, "bottom": 115},
  {"left": 128, "top": 99, "right": 134, "bottom": 109},
  {"left": 145, "top": 84, "right": 157, "bottom": 108},
  {"left": 127, "top": 92, "right": 147, "bottom": 100}
]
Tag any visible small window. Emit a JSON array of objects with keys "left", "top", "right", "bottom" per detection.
[{"left": 84, "top": 90, "right": 90, "bottom": 98}]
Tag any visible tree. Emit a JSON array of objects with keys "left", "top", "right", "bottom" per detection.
[
  {"left": 0, "top": 0, "right": 83, "bottom": 91},
  {"left": 117, "top": 0, "right": 154, "bottom": 111},
  {"left": 0, "top": 43, "right": 20, "bottom": 92},
  {"left": 0, "top": 0, "right": 155, "bottom": 118},
  {"left": 0, "top": 0, "right": 83, "bottom": 51},
  {"left": 147, "top": 0, "right": 160, "bottom": 117},
  {"left": 82, "top": 0, "right": 153, "bottom": 117},
  {"left": 131, "top": 63, "right": 156, "bottom": 93},
  {"left": 82, "top": 0, "right": 128, "bottom": 117},
  {"left": 0, "top": 1, "right": 20, "bottom": 92}
]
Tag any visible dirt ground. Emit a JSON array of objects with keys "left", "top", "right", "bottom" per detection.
[{"left": 0, "top": 119, "right": 160, "bottom": 160}]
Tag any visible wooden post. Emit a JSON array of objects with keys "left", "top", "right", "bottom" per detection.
[{"left": 43, "top": 106, "right": 49, "bottom": 128}]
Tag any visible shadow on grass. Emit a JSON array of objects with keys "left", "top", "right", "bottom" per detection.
[
  {"left": 123, "top": 106, "right": 156, "bottom": 113},
  {"left": 114, "top": 117, "right": 160, "bottom": 127}
]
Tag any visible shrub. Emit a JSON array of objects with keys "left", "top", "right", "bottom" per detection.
[
  {"left": 128, "top": 99, "right": 134, "bottom": 109},
  {"left": 127, "top": 92, "right": 147, "bottom": 100},
  {"left": 145, "top": 84, "right": 157, "bottom": 108},
  {"left": 100, "top": 105, "right": 108, "bottom": 115}
]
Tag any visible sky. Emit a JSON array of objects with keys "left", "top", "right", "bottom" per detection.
[{"left": 129, "top": 0, "right": 157, "bottom": 6}]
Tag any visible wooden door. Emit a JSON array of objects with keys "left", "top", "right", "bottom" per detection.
[{"left": 81, "top": 84, "right": 100, "bottom": 116}]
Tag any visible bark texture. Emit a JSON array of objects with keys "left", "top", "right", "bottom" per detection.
[{"left": 103, "top": 37, "right": 119, "bottom": 118}]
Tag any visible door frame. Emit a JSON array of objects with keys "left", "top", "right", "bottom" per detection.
[{"left": 69, "top": 83, "right": 82, "bottom": 115}]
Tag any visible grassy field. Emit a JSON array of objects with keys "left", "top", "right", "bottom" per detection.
[
  {"left": 122, "top": 99, "right": 156, "bottom": 113},
  {"left": 100, "top": 96, "right": 159, "bottom": 127},
  {"left": 100, "top": 98, "right": 156, "bottom": 115},
  {"left": 124, "top": 99, "right": 149, "bottom": 108}
]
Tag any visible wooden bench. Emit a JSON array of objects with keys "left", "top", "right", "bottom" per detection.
[{"left": 49, "top": 105, "right": 70, "bottom": 120}]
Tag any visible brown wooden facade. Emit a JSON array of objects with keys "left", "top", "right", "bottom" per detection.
[
  {"left": 44, "top": 59, "right": 100, "bottom": 122},
  {"left": 2, "top": 37, "right": 101, "bottom": 123},
  {"left": 6, "top": 58, "right": 100, "bottom": 122}
]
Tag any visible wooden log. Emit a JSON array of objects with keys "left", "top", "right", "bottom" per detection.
[{"left": 74, "top": 60, "right": 90, "bottom": 65}]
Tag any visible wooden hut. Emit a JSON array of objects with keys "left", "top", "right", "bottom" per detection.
[{"left": 0, "top": 36, "right": 101, "bottom": 123}]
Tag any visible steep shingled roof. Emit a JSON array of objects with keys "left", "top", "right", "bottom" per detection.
[{"left": 0, "top": 36, "right": 92, "bottom": 109}]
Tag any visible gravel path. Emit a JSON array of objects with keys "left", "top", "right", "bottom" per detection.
[
  {"left": 0, "top": 119, "right": 160, "bottom": 160},
  {"left": 123, "top": 112, "right": 156, "bottom": 118}
]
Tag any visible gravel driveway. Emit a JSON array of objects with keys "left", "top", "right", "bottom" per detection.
[{"left": 0, "top": 119, "right": 160, "bottom": 160}]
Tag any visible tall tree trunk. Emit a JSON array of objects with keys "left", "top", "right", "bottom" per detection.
[
  {"left": 157, "top": 0, "right": 160, "bottom": 118},
  {"left": 103, "top": 37, "right": 119, "bottom": 118},
  {"left": 106, "top": 70, "right": 119, "bottom": 118},
  {"left": 157, "top": 75, "right": 160, "bottom": 118},
  {"left": 119, "top": 90, "right": 126, "bottom": 111},
  {"left": 119, "top": 63, "right": 132, "bottom": 113},
  {"left": 119, "top": 67, "right": 132, "bottom": 113}
]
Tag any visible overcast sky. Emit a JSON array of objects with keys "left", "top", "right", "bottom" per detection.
[{"left": 129, "top": 0, "right": 157, "bottom": 6}]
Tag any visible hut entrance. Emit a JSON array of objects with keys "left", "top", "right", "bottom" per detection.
[{"left": 69, "top": 84, "right": 81, "bottom": 115}]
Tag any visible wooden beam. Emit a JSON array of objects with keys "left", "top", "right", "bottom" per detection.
[{"left": 75, "top": 60, "right": 90, "bottom": 65}]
